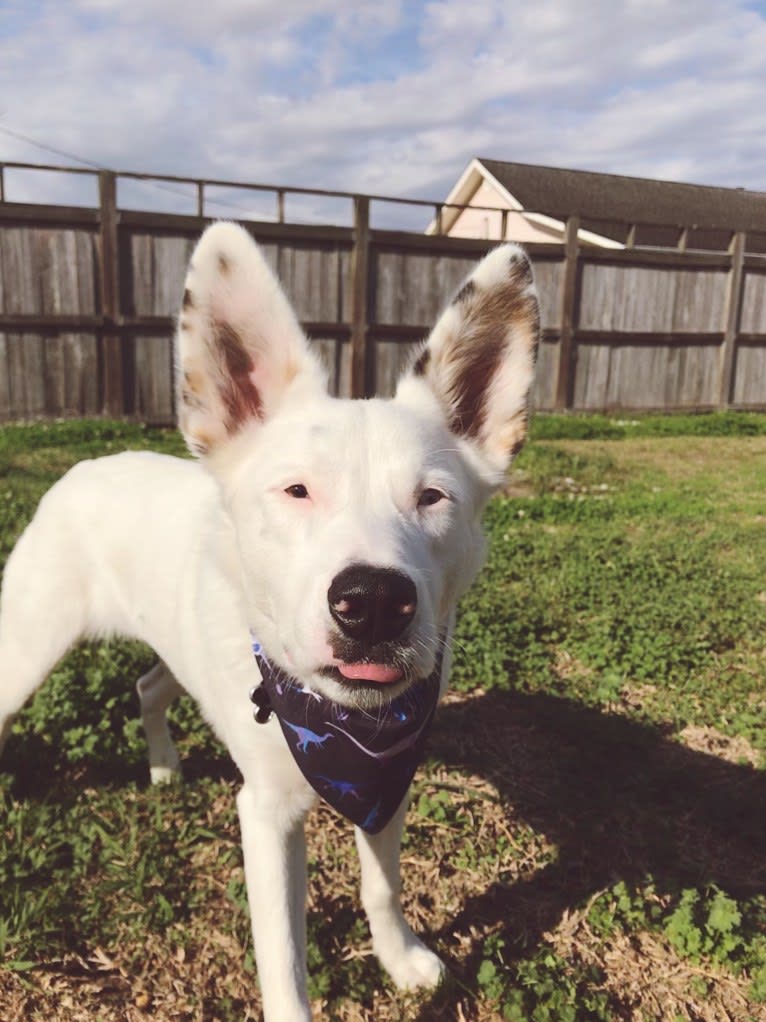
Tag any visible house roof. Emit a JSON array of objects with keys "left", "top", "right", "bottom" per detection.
[{"left": 477, "top": 159, "right": 766, "bottom": 236}]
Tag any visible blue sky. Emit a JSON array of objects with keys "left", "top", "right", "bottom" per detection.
[{"left": 0, "top": 0, "right": 765, "bottom": 216}]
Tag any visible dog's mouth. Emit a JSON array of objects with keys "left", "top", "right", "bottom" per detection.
[
  {"left": 324, "top": 637, "right": 420, "bottom": 686},
  {"left": 316, "top": 638, "right": 420, "bottom": 702},
  {"left": 314, "top": 663, "right": 414, "bottom": 708},
  {"left": 318, "top": 662, "right": 407, "bottom": 693},
  {"left": 334, "top": 661, "right": 404, "bottom": 684}
]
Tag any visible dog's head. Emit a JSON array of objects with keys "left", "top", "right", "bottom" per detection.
[{"left": 176, "top": 223, "right": 538, "bottom": 707}]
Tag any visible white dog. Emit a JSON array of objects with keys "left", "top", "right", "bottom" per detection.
[{"left": 0, "top": 222, "right": 539, "bottom": 1021}]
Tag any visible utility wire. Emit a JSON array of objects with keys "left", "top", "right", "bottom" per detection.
[
  {"left": 0, "top": 123, "right": 351, "bottom": 223},
  {"left": 0, "top": 123, "right": 107, "bottom": 170},
  {"left": 0, "top": 122, "right": 255, "bottom": 213}
]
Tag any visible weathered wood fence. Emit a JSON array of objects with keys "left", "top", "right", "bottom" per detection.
[{"left": 1, "top": 161, "right": 766, "bottom": 422}]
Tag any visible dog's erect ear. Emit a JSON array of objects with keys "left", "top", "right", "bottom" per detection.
[
  {"left": 175, "top": 222, "right": 326, "bottom": 456},
  {"left": 397, "top": 244, "right": 539, "bottom": 480}
]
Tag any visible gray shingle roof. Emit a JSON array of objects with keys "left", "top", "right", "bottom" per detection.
[{"left": 479, "top": 159, "right": 766, "bottom": 236}]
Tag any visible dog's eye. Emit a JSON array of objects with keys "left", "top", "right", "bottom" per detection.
[
  {"left": 418, "top": 487, "right": 446, "bottom": 508},
  {"left": 285, "top": 483, "right": 310, "bottom": 499}
]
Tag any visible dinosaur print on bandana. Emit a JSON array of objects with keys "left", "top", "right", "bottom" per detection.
[{"left": 249, "top": 634, "right": 442, "bottom": 834}]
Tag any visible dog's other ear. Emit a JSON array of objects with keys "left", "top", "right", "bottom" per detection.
[
  {"left": 175, "top": 222, "right": 326, "bottom": 457},
  {"left": 397, "top": 244, "right": 539, "bottom": 481}
]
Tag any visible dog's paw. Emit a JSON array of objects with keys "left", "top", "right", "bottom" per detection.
[
  {"left": 381, "top": 939, "right": 446, "bottom": 991},
  {"left": 149, "top": 764, "right": 181, "bottom": 785}
]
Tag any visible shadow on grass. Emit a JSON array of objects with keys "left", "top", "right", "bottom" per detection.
[
  {"left": 415, "top": 687, "right": 766, "bottom": 1018},
  {"left": 4, "top": 684, "right": 765, "bottom": 1019},
  {"left": 2, "top": 726, "right": 239, "bottom": 802}
]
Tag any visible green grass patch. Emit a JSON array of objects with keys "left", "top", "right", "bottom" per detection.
[
  {"left": 530, "top": 409, "right": 766, "bottom": 441},
  {"left": 1, "top": 415, "right": 765, "bottom": 1021}
]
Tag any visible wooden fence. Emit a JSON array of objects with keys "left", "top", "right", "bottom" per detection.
[{"left": 1, "top": 161, "right": 766, "bottom": 422}]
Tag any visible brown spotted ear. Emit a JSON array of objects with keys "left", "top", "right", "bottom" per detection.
[
  {"left": 397, "top": 244, "right": 539, "bottom": 479},
  {"left": 175, "top": 222, "right": 326, "bottom": 456}
]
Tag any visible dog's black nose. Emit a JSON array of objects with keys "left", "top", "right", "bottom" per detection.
[{"left": 328, "top": 564, "right": 417, "bottom": 643}]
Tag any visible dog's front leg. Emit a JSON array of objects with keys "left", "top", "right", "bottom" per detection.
[
  {"left": 355, "top": 796, "right": 445, "bottom": 991},
  {"left": 237, "top": 784, "right": 311, "bottom": 1022}
]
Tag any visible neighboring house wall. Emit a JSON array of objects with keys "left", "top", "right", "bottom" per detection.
[
  {"left": 445, "top": 180, "right": 563, "bottom": 244},
  {"left": 437, "top": 168, "right": 620, "bottom": 247}
]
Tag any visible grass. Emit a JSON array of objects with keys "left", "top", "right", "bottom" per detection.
[{"left": 1, "top": 413, "right": 766, "bottom": 1021}]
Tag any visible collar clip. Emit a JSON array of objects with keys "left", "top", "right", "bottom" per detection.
[{"left": 248, "top": 684, "right": 273, "bottom": 724}]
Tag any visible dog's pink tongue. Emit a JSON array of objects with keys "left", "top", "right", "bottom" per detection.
[{"left": 337, "top": 663, "right": 404, "bottom": 684}]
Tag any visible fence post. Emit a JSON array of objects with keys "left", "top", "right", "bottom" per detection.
[
  {"left": 350, "top": 195, "right": 371, "bottom": 398},
  {"left": 554, "top": 215, "right": 580, "bottom": 410},
  {"left": 719, "top": 230, "right": 746, "bottom": 407},
  {"left": 98, "top": 170, "right": 125, "bottom": 416}
]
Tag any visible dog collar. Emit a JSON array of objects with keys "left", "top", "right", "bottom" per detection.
[{"left": 248, "top": 635, "right": 441, "bottom": 834}]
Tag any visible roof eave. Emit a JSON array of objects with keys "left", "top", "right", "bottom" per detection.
[{"left": 427, "top": 158, "right": 625, "bottom": 247}]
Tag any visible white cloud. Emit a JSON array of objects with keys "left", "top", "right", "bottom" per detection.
[{"left": 0, "top": 0, "right": 764, "bottom": 212}]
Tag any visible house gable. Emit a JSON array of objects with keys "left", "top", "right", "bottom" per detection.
[{"left": 431, "top": 158, "right": 623, "bottom": 247}]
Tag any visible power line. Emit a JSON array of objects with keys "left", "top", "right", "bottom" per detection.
[
  {"left": 0, "top": 123, "right": 349, "bottom": 223},
  {"left": 0, "top": 123, "right": 258, "bottom": 213},
  {"left": 0, "top": 123, "right": 107, "bottom": 170}
]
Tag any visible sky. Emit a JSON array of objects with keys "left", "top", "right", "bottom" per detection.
[{"left": 0, "top": 0, "right": 765, "bottom": 222}]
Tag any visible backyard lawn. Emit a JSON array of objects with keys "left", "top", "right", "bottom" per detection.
[{"left": 1, "top": 414, "right": 765, "bottom": 1021}]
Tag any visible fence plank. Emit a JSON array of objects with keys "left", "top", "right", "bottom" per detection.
[
  {"left": 732, "top": 343, "right": 766, "bottom": 405},
  {"left": 741, "top": 271, "right": 766, "bottom": 333},
  {"left": 134, "top": 334, "right": 174, "bottom": 422},
  {"left": 42, "top": 333, "right": 98, "bottom": 416},
  {"left": 719, "top": 232, "right": 746, "bottom": 407},
  {"left": 375, "top": 339, "right": 421, "bottom": 398},
  {"left": 0, "top": 334, "right": 10, "bottom": 417},
  {"left": 530, "top": 258, "right": 562, "bottom": 331},
  {"left": 350, "top": 196, "right": 370, "bottom": 397},
  {"left": 99, "top": 171, "right": 123, "bottom": 416},
  {"left": 554, "top": 215, "right": 580, "bottom": 409},
  {"left": 373, "top": 248, "right": 477, "bottom": 325}
]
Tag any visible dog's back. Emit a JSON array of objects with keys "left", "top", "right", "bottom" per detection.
[{"left": 0, "top": 452, "right": 211, "bottom": 722}]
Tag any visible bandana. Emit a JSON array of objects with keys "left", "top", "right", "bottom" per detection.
[{"left": 248, "top": 636, "right": 442, "bottom": 834}]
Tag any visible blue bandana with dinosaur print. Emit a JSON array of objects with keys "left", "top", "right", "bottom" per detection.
[{"left": 249, "top": 636, "right": 442, "bottom": 834}]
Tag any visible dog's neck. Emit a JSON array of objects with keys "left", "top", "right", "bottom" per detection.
[{"left": 248, "top": 634, "right": 442, "bottom": 834}]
